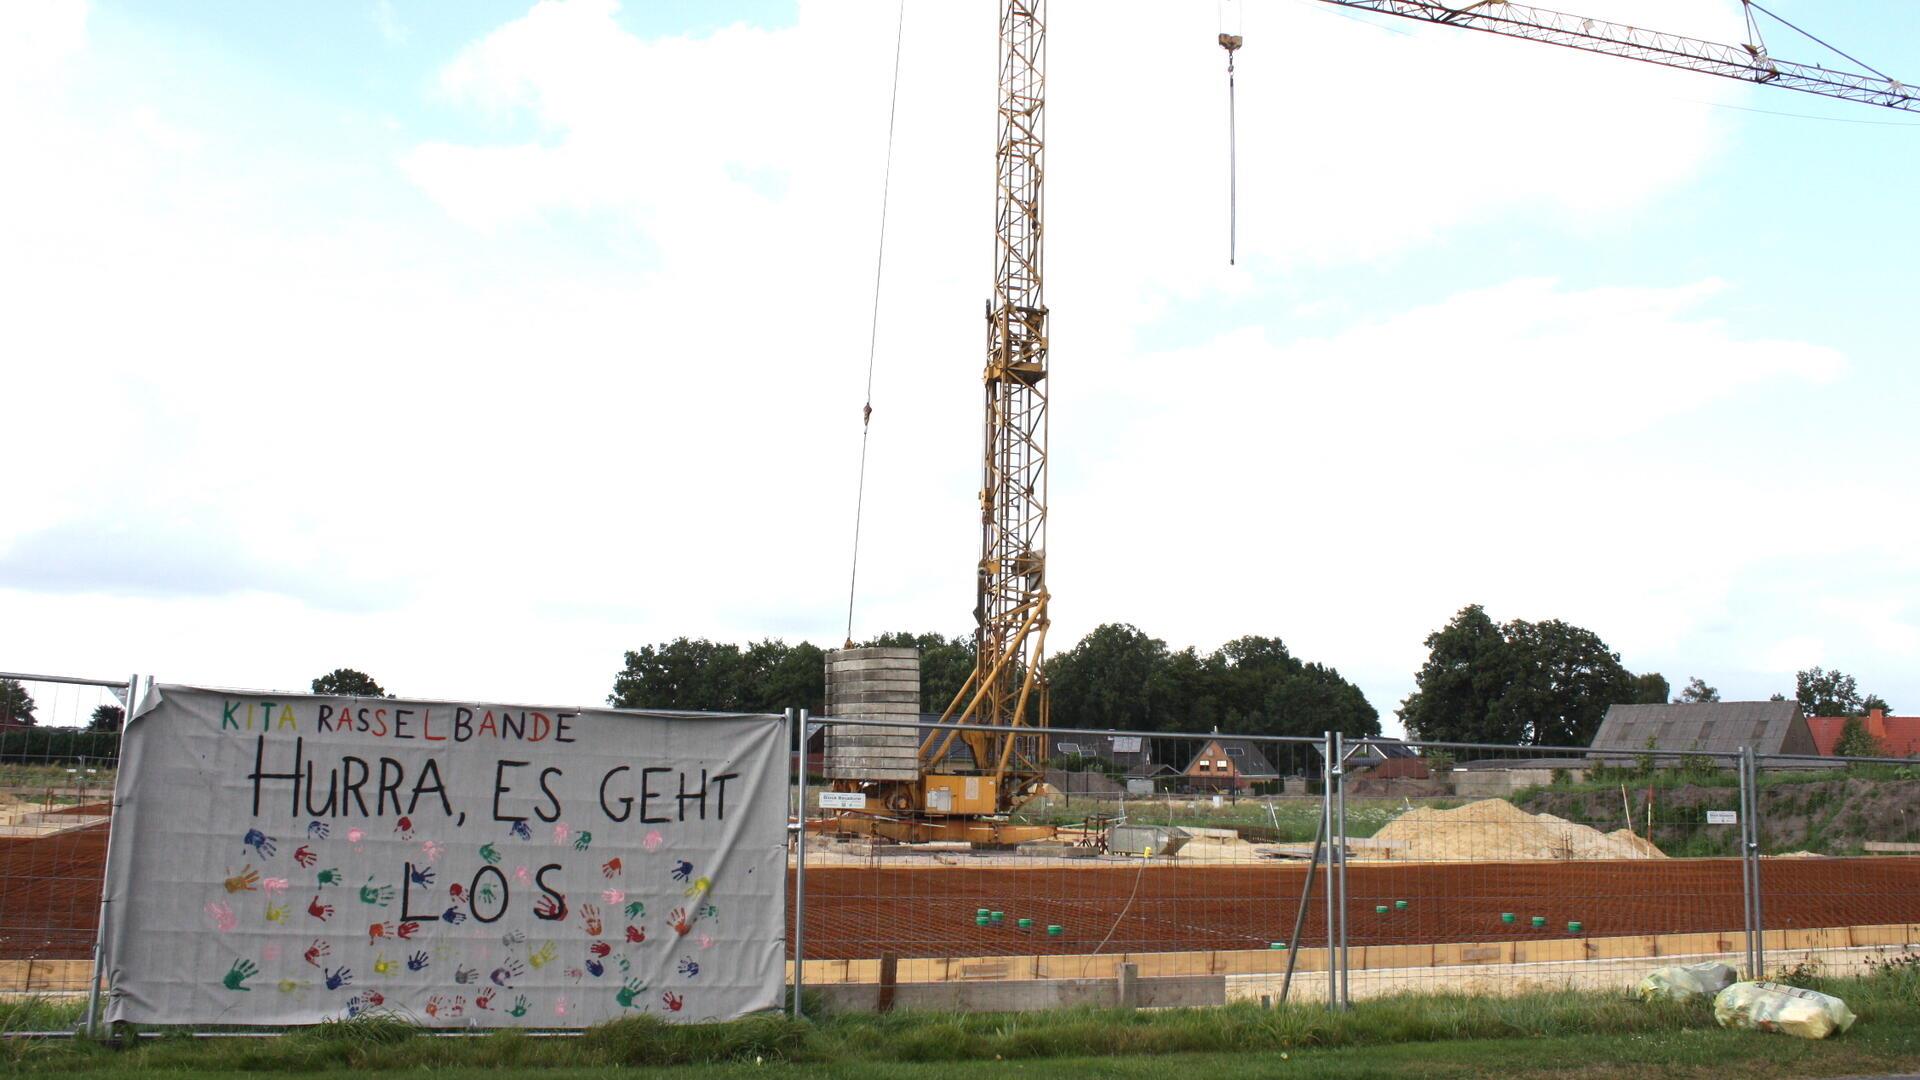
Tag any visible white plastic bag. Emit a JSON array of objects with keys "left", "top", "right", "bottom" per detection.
[
  {"left": 1636, "top": 961, "right": 1737, "bottom": 1002},
  {"left": 1713, "top": 981, "right": 1856, "bottom": 1039}
]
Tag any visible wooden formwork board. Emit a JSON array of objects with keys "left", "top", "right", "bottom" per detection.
[{"left": 788, "top": 923, "right": 1920, "bottom": 986}]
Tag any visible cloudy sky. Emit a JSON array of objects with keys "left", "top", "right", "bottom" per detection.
[{"left": 4, "top": 0, "right": 1917, "bottom": 731}]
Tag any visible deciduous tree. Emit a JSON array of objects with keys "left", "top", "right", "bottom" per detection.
[{"left": 311, "top": 668, "right": 387, "bottom": 698}]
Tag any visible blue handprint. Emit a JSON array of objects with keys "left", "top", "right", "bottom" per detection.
[
  {"left": 325, "top": 966, "right": 352, "bottom": 990},
  {"left": 409, "top": 865, "right": 435, "bottom": 887},
  {"left": 677, "top": 956, "right": 700, "bottom": 979},
  {"left": 509, "top": 820, "right": 531, "bottom": 840},
  {"left": 671, "top": 860, "right": 693, "bottom": 882},
  {"left": 442, "top": 906, "right": 467, "bottom": 925},
  {"left": 243, "top": 829, "right": 277, "bottom": 858},
  {"left": 585, "top": 957, "right": 604, "bottom": 978},
  {"left": 407, "top": 951, "right": 430, "bottom": 972},
  {"left": 308, "top": 820, "right": 330, "bottom": 839}
]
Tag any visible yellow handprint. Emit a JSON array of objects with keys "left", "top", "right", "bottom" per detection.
[
  {"left": 265, "top": 900, "right": 288, "bottom": 924},
  {"left": 683, "top": 874, "right": 712, "bottom": 898},
  {"left": 373, "top": 952, "right": 395, "bottom": 976},
  {"left": 527, "top": 940, "right": 557, "bottom": 970}
]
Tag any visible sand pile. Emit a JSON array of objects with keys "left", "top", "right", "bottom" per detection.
[{"left": 1373, "top": 799, "right": 1666, "bottom": 861}]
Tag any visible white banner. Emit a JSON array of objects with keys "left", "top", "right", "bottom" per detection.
[{"left": 104, "top": 685, "right": 786, "bottom": 1027}]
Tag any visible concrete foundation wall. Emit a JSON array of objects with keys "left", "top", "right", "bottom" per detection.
[{"left": 814, "top": 974, "right": 1226, "bottom": 1014}]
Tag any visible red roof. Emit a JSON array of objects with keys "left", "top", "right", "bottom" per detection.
[{"left": 1806, "top": 710, "right": 1920, "bottom": 757}]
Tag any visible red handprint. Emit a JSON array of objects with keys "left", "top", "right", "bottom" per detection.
[
  {"left": 661, "top": 990, "right": 684, "bottom": 1012},
  {"left": 476, "top": 987, "right": 495, "bottom": 1010},
  {"left": 626, "top": 925, "right": 646, "bottom": 944},
  {"left": 601, "top": 857, "right": 622, "bottom": 878},
  {"left": 669, "top": 907, "right": 691, "bottom": 935},
  {"left": 396, "top": 921, "right": 421, "bottom": 940},
  {"left": 304, "top": 939, "right": 330, "bottom": 967},
  {"left": 580, "top": 903, "right": 603, "bottom": 937},
  {"left": 308, "top": 896, "right": 334, "bottom": 922},
  {"left": 425, "top": 994, "right": 443, "bottom": 1018},
  {"left": 363, "top": 990, "right": 384, "bottom": 1007},
  {"left": 394, "top": 816, "right": 414, "bottom": 838},
  {"left": 367, "top": 921, "right": 391, "bottom": 943},
  {"left": 449, "top": 883, "right": 465, "bottom": 903},
  {"left": 293, "top": 845, "right": 317, "bottom": 868},
  {"left": 589, "top": 941, "right": 612, "bottom": 958},
  {"left": 535, "top": 893, "right": 567, "bottom": 921}
]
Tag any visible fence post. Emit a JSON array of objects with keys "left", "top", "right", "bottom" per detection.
[
  {"left": 1735, "top": 743, "right": 1755, "bottom": 978},
  {"left": 1321, "top": 731, "right": 1336, "bottom": 1011},
  {"left": 1751, "top": 747, "right": 1761, "bottom": 977},
  {"left": 1334, "top": 731, "right": 1350, "bottom": 1010},
  {"left": 84, "top": 673, "right": 138, "bottom": 1037},
  {"left": 792, "top": 708, "right": 809, "bottom": 1020}
]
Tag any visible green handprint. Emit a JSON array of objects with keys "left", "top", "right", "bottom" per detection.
[
  {"left": 573, "top": 831, "right": 592, "bottom": 851},
  {"left": 509, "top": 994, "right": 530, "bottom": 1018},
  {"left": 223, "top": 958, "right": 258, "bottom": 991},
  {"left": 479, "top": 842, "right": 501, "bottom": 864},
  {"left": 316, "top": 867, "right": 343, "bottom": 886},
  {"left": 359, "top": 879, "right": 395, "bottom": 907},
  {"left": 697, "top": 902, "right": 718, "bottom": 921},
  {"left": 615, "top": 978, "right": 647, "bottom": 1008},
  {"left": 624, "top": 900, "right": 646, "bottom": 919}
]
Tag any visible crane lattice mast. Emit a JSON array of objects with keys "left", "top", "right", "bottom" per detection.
[{"left": 924, "top": 0, "right": 1051, "bottom": 810}]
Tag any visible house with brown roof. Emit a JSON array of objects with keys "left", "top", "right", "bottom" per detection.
[
  {"left": 1181, "top": 736, "right": 1280, "bottom": 792},
  {"left": 1806, "top": 708, "right": 1920, "bottom": 758}
]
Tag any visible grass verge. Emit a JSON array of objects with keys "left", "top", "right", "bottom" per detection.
[{"left": 3, "top": 962, "right": 1916, "bottom": 1077}]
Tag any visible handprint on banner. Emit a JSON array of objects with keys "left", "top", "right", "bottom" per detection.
[
  {"left": 508, "top": 995, "right": 530, "bottom": 1018},
  {"left": 396, "top": 921, "right": 421, "bottom": 940},
  {"left": 359, "top": 879, "right": 395, "bottom": 907},
  {"left": 394, "top": 815, "right": 414, "bottom": 839},
  {"left": 316, "top": 868, "right": 343, "bottom": 887},
  {"left": 643, "top": 830, "right": 664, "bottom": 853},
  {"left": 408, "top": 951, "right": 430, "bottom": 972},
  {"left": 242, "top": 829, "right": 277, "bottom": 858},
  {"left": 584, "top": 957, "right": 604, "bottom": 978},
  {"left": 573, "top": 831, "right": 592, "bottom": 852},
  {"left": 449, "top": 882, "right": 466, "bottom": 903},
  {"left": 661, "top": 990, "right": 683, "bottom": 1012},
  {"left": 221, "top": 958, "right": 258, "bottom": 991},
  {"left": 224, "top": 865, "right": 260, "bottom": 894},
  {"left": 441, "top": 906, "right": 467, "bottom": 925},
  {"left": 307, "top": 896, "right": 334, "bottom": 922},
  {"left": 534, "top": 892, "right": 567, "bottom": 921},
  {"left": 346, "top": 826, "right": 366, "bottom": 846},
  {"left": 697, "top": 932, "right": 715, "bottom": 950},
  {"left": 264, "top": 900, "right": 288, "bottom": 924},
  {"left": 424, "top": 994, "right": 444, "bottom": 1019},
  {"left": 564, "top": 965, "right": 583, "bottom": 981},
  {"left": 580, "top": 903, "right": 603, "bottom": 936},
  {"left": 408, "top": 865, "right": 435, "bottom": 888},
  {"left": 588, "top": 941, "right": 612, "bottom": 958},
  {"left": 510, "top": 820, "right": 531, "bottom": 841},
  {"left": 527, "top": 941, "right": 558, "bottom": 969},
  {"left": 293, "top": 846, "right": 317, "bottom": 868},
  {"left": 490, "top": 959, "right": 525, "bottom": 987},
  {"left": 616, "top": 978, "right": 647, "bottom": 1008},
  {"left": 479, "top": 843, "right": 501, "bottom": 865},
  {"left": 668, "top": 907, "right": 691, "bottom": 935},
  {"left": 602, "top": 888, "right": 626, "bottom": 906},
  {"left": 552, "top": 822, "right": 570, "bottom": 845},
  {"left": 697, "top": 902, "right": 719, "bottom": 922},
  {"left": 308, "top": 820, "right": 329, "bottom": 839},
  {"left": 367, "top": 921, "right": 392, "bottom": 943},
  {"left": 683, "top": 875, "right": 712, "bottom": 899},
  {"left": 449, "top": 994, "right": 466, "bottom": 1018},
  {"left": 478, "top": 881, "right": 498, "bottom": 905},
  {"left": 372, "top": 952, "right": 395, "bottom": 976},
  {"left": 671, "top": 860, "right": 693, "bottom": 882},
  {"left": 515, "top": 866, "right": 532, "bottom": 885},
  {"left": 626, "top": 925, "right": 646, "bottom": 944},
  {"left": 475, "top": 987, "right": 495, "bottom": 1009},
  {"left": 624, "top": 900, "right": 646, "bottom": 919},
  {"left": 276, "top": 978, "right": 309, "bottom": 994},
  {"left": 324, "top": 966, "right": 352, "bottom": 990},
  {"left": 553, "top": 995, "right": 572, "bottom": 1018},
  {"left": 304, "top": 940, "right": 330, "bottom": 967},
  {"left": 601, "top": 858, "right": 622, "bottom": 879},
  {"left": 205, "top": 901, "right": 237, "bottom": 932},
  {"left": 677, "top": 956, "right": 700, "bottom": 979},
  {"left": 262, "top": 876, "right": 290, "bottom": 895},
  {"left": 501, "top": 929, "right": 527, "bottom": 949},
  {"left": 454, "top": 965, "right": 478, "bottom": 985},
  {"left": 420, "top": 839, "right": 444, "bottom": 862}
]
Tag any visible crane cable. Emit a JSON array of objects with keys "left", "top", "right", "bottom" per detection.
[
  {"left": 1220, "top": 3, "right": 1243, "bottom": 266},
  {"left": 844, "top": 0, "right": 908, "bottom": 649}
]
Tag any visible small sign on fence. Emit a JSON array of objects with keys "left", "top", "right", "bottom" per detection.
[
  {"left": 1706, "top": 810, "right": 1739, "bottom": 825},
  {"left": 818, "top": 791, "right": 867, "bottom": 811}
]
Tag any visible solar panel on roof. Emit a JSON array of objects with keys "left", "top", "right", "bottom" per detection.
[{"left": 1111, "top": 736, "right": 1142, "bottom": 753}]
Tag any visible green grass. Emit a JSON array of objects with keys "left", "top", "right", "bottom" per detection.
[
  {"left": 1005, "top": 796, "right": 1450, "bottom": 841},
  {"left": 5, "top": 964, "right": 1918, "bottom": 1077}
]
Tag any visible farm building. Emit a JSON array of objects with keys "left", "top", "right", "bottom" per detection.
[{"left": 1587, "top": 701, "right": 1821, "bottom": 762}]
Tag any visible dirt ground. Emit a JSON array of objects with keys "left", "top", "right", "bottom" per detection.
[{"left": 786, "top": 857, "right": 1920, "bottom": 960}]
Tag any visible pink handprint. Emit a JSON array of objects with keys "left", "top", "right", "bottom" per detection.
[
  {"left": 421, "top": 839, "right": 445, "bottom": 862},
  {"left": 346, "top": 826, "right": 365, "bottom": 845},
  {"left": 205, "top": 901, "right": 237, "bottom": 932},
  {"left": 643, "top": 830, "right": 664, "bottom": 853},
  {"left": 263, "top": 876, "right": 290, "bottom": 895},
  {"left": 602, "top": 888, "right": 626, "bottom": 905},
  {"left": 552, "top": 822, "right": 571, "bottom": 844}
]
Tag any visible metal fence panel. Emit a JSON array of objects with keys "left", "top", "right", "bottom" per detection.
[{"left": 0, "top": 672, "right": 130, "bottom": 1002}]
